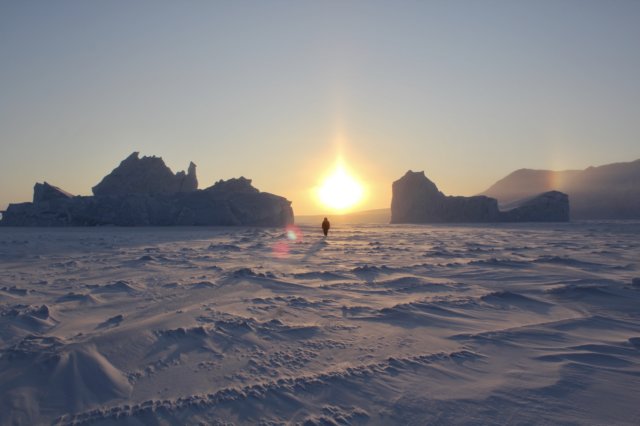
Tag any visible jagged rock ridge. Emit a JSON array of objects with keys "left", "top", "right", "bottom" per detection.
[
  {"left": 391, "top": 171, "right": 569, "bottom": 223},
  {"left": 1, "top": 153, "right": 293, "bottom": 227},
  {"left": 92, "top": 152, "right": 198, "bottom": 196}
]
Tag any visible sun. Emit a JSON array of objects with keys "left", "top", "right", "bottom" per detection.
[{"left": 317, "top": 160, "right": 365, "bottom": 212}]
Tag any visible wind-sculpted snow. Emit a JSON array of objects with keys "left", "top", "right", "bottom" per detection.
[
  {"left": 55, "top": 350, "right": 482, "bottom": 425},
  {"left": 0, "top": 222, "right": 640, "bottom": 424}
]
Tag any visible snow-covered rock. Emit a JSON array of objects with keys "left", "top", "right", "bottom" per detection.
[{"left": 0, "top": 153, "right": 293, "bottom": 227}]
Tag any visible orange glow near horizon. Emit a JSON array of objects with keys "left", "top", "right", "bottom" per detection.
[{"left": 316, "top": 157, "right": 365, "bottom": 213}]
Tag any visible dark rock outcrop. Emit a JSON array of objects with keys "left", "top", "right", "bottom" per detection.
[
  {"left": 499, "top": 191, "right": 569, "bottom": 222},
  {"left": 92, "top": 152, "right": 198, "bottom": 196},
  {"left": 391, "top": 171, "right": 569, "bottom": 223},
  {"left": 33, "top": 182, "right": 74, "bottom": 203},
  {"left": 391, "top": 171, "right": 501, "bottom": 223},
  {"left": 481, "top": 159, "right": 640, "bottom": 219},
  {"left": 1, "top": 153, "right": 293, "bottom": 227}
]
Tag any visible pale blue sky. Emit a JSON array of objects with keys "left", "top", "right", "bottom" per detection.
[{"left": 1, "top": 1, "right": 639, "bottom": 214}]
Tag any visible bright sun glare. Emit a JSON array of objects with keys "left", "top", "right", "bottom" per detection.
[{"left": 317, "top": 160, "right": 364, "bottom": 212}]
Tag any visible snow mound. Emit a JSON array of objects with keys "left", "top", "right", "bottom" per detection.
[{"left": 1, "top": 338, "right": 131, "bottom": 423}]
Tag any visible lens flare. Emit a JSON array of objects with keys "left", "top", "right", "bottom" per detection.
[
  {"left": 286, "top": 225, "right": 303, "bottom": 242},
  {"left": 272, "top": 225, "right": 303, "bottom": 258}
]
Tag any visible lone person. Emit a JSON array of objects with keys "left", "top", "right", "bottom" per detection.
[{"left": 322, "top": 217, "right": 330, "bottom": 237}]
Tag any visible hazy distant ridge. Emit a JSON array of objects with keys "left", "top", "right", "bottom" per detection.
[{"left": 481, "top": 159, "right": 640, "bottom": 219}]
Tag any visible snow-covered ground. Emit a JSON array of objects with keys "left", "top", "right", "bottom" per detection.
[{"left": 1, "top": 222, "right": 640, "bottom": 425}]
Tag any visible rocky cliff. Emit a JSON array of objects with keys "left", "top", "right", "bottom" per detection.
[
  {"left": 391, "top": 171, "right": 569, "bottom": 223},
  {"left": 0, "top": 153, "right": 293, "bottom": 227}
]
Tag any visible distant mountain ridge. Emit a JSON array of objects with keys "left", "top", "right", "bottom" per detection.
[{"left": 481, "top": 159, "right": 640, "bottom": 219}]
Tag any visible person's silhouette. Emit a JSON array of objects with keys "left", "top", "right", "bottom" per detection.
[{"left": 322, "top": 217, "right": 330, "bottom": 237}]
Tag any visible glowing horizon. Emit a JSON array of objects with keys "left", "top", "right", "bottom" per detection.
[{"left": 1, "top": 2, "right": 639, "bottom": 215}]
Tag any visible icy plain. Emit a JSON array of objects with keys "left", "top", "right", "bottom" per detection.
[{"left": 1, "top": 222, "right": 640, "bottom": 425}]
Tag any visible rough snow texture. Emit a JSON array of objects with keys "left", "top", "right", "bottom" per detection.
[
  {"left": 0, "top": 153, "right": 293, "bottom": 227},
  {"left": 481, "top": 159, "right": 640, "bottom": 219},
  {"left": 1, "top": 222, "right": 639, "bottom": 424},
  {"left": 391, "top": 170, "right": 569, "bottom": 223},
  {"left": 92, "top": 152, "right": 197, "bottom": 196}
]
